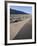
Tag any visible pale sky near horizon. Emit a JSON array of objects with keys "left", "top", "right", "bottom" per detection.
[{"left": 10, "top": 6, "right": 32, "bottom": 14}]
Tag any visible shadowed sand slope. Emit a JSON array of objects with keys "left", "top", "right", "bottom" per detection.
[{"left": 13, "top": 19, "right": 32, "bottom": 40}]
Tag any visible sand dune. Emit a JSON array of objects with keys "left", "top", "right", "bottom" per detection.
[
  {"left": 13, "top": 18, "right": 32, "bottom": 39},
  {"left": 10, "top": 17, "right": 32, "bottom": 40}
]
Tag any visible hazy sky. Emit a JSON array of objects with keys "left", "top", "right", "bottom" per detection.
[{"left": 10, "top": 6, "right": 32, "bottom": 14}]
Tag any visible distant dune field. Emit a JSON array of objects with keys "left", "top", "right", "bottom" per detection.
[{"left": 10, "top": 14, "right": 32, "bottom": 23}]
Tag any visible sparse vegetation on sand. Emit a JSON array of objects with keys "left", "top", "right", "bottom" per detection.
[{"left": 10, "top": 14, "right": 31, "bottom": 23}]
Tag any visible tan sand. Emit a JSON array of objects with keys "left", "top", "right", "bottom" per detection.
[{"left": 10, "top": 17, "right": 32, "bottom": 40}]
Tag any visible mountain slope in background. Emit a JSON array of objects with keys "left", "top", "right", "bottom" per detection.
[{"left": 10, "top": 8, "right": 29, "bottom": 14}]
